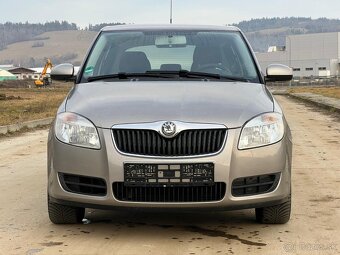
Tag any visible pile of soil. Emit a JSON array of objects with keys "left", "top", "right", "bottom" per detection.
[
  {"left": 0, "top": 80, "right": 32, "bottom": 88},
  {"left": 0, "top": 94, "right": 23, "bottom": 100}
]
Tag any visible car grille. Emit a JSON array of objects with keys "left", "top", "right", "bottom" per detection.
[
  {"left": 112, "top": 182, "right": 226, "bottom": 202},
  {"left": 59, "top": 173, "right": 107, "bottom": 196},
  {"left": 232, "top": 173, "right": 280, "bottom": 197},
  {"left": 112, "top": 129, "right": 227, "bottom": 157}
]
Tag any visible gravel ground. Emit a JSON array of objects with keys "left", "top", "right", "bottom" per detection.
[{"left": 0, "top": 95, "right": 339, "bottom": 255}]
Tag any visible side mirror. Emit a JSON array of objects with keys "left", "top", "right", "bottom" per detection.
[
  {"left": 51, "top": 63, "right": 75, "bottom": 81},
  {"left": 265, "top": 64, "right": 293, "bottom": 82}
]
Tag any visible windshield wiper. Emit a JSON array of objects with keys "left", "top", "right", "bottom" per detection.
[
  {"left": 87, "top": 72, "right": 172, "bottom": 82},
  {"left": 87, "top": 71, "right": 250, "bottom": 83},
  {"left": 189, "top": 72, "right": 250, "bottom": 82},
  {"left": 146, "top": 70, "right": 250, "bottom": 82}
]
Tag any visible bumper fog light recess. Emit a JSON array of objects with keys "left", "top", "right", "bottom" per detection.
[
  {"left": 232, "top": 173, "right": 280, "bottom": 197},
  {"left": 59, "top": 173, "right": 107, "bottom": 196}
]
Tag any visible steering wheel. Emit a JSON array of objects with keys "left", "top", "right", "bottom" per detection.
[{"left": 195, "top": 63, "right": 232, "bottom": 75}]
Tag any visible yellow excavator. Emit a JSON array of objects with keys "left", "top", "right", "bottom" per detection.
[{"left": 35, "top": 59, "right": 53, "bottom": 87}]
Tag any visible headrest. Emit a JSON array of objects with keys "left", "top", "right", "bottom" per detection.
[{"left": 119, "top": 51, "right": 151, "bottom": 73}]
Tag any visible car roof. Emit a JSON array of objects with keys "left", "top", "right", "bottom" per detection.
[{"left": 101, "top": 24, "right": 240, "bottom": 32}]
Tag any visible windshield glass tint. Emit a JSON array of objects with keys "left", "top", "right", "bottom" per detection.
[{"left": 81, "top": 30, "right": 260, "bottom": 82}]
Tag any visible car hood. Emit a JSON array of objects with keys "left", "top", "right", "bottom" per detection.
[{"left": 66, "top": 81, "right": 273, "bottom": 129}]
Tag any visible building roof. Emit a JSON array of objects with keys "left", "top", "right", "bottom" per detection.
[
  {"left": 0, "top": 69, "right": 17, "bottom": 81},
  {"left": 0, "top": 69, "right": 16, "bottom": 76},
  {"left": 286, "top": 31, "right": 340, "bottom": 39},
  {"left": 0, "top": 66, "right": 35, "bottom": 73},
  {"left": 7, "top": 67, "right": 36, "bottom": 74}
]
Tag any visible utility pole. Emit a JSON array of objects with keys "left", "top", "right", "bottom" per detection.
[
  {"left": 170, "top": 0, "right": 173, "bottom": 24},
  {"left": 287, "top": 36, "right": 292, "bottom": 87}
]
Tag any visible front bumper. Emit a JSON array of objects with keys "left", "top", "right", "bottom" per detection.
[{"left": 48, "top": 127, "right": 292, "bottom": 210}]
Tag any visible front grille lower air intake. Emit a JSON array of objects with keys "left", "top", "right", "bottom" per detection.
[
  {"left": 113, "top": 182, "right": 226, "bottom": 202},
  {"left": 232, "top": 173, "right": 280, "bottom": 197},
  {"left": 112, "top": 129, "right": 227, "bottom": 157},
  {"left": 59, "top": 173, "right": 107, "bottom": 196}
]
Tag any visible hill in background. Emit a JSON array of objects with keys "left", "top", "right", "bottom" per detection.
[
  {"left": 233, "top": 17, "right": 340, "bottom": 52},
  {"left": 1, "top": 18, "right": 340, "bottom": 67},
  {"left": 0, "top": 21, "right": 122, "bottom": 67},
  {"left": 0, "top": 30, "right": 97, "bottom": 67},
  {"left": 0, "top": 21, "right": 78, "bottom": 50}
]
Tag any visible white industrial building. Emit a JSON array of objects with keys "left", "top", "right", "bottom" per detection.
[{"left": 256, "top": 32, "right": 340, "bottom": 78}]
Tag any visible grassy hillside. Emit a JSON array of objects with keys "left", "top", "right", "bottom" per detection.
[
  {"left": 0, "top": 21, "right": 78, "bottom": 50},
  {"left": 233, "top": 17, "right": 340, "bottom": 52},
  {"left": 1, "top": 18, "right": 340, "bottom": 65},
  {"left": 0, "top": 30, "right": 97, "bottom": 67}
]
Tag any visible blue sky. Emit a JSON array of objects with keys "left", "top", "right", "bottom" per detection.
[{"left": 1, "top": 0, "right": 339, "bottom": 27}]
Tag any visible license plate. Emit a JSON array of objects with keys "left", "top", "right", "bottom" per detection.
[{"left": 124, "top": 163, "right": 214, "bottom": 186}]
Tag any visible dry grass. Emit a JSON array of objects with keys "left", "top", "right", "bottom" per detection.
[
  {"left": 288, "top": 86, "right": 340, "bottom": 100},
  {"left": 0, "top": 87, "right": 71, "bottom": 126}
]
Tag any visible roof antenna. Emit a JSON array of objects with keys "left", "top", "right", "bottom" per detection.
[{"left": 170, "top": 0, "right": 173, "bottom": 24}]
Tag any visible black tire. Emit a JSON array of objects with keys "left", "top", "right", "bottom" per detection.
[
  {"left": 255, "top": 195, "right": 291, "bottom": 224},
  {"left": 48, "top": 197, "right": 85, "bottom": 224},
  {"left": 43, "top": 78, "right": 49, "bottom": 87}
]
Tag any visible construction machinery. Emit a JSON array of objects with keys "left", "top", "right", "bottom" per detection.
[{"left": 35, "top": 59, "right": 53, "bottom": 87}]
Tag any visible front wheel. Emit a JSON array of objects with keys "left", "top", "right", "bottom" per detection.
[
  {"left": 255, "top": 195, "right": 291, "bottom": 224},
  {"left": 48, "top": 197, "right": 85, "bottom": 224}
]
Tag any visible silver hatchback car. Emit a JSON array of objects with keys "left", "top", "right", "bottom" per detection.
[{"left": 48, "top": 25, "right": 293, "bottom": 224}]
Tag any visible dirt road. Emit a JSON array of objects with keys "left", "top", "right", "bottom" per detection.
[{"left": 0, "top": 96, "right": 339, "bottom": 255}]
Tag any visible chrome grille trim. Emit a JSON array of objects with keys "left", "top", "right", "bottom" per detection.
[{"left": 111, "top": 121, "right": 227, "bottom": 158}]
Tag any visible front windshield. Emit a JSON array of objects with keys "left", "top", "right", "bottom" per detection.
[{"left": 80, "top": 30, "right": 260, "bottom": 83}]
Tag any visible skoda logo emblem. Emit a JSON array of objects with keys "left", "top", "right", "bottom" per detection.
[{"left": 161, "top": 121, "right": 176, "bottom": 137}]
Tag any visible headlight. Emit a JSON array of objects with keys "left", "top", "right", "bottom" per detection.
[
  {"left": 55, "top": 112, "right": 100, "bottom": 149},
  {"left": 238, "top": 112, "right": 284, "bottom": 150}
]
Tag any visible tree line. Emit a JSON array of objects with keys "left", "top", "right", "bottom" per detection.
[
  {"left": 0, "top": 21, "right": 78, "bottom": 50},
  {"left": 233, "top": 17, "right": 340, "bottom": 33},
  {"left": 232, "top": 17, "right": 340, "bottom": 52},
  {"left": 1, "top": 18, "right": 340, "bottom": 60}
]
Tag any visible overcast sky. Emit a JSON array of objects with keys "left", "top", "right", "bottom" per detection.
[{"left": 1, "top": 0, "right": 339, "bottom": 27}]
